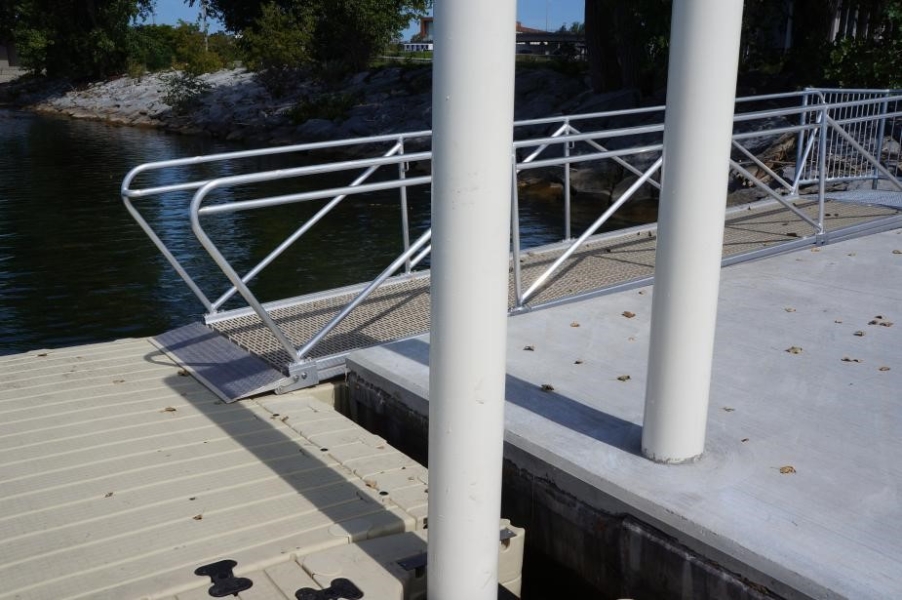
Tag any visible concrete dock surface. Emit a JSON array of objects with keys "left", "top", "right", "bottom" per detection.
[{"left": 347, "top": 228, "right": 902, "bottom": 599}]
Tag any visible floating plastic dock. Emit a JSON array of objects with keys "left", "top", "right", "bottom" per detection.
[{"left": 0, "top": 339, "right": 524, "bottom": 599}]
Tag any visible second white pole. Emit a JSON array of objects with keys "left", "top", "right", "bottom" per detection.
[
  {"left": 427, "top": 1, "right": 517, "bottom": 599},
  {"left": 642, "top": 0, "right": 745, "bottom": 463}
]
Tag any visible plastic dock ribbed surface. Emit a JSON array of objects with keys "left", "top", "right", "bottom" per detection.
[{"left": 1, "top": 339, "right": 493, "bottom": 600}]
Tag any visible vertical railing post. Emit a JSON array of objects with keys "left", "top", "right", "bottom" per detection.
[
  {"left": 398, "top": 137, "right": 412, "bottom": 274},
  {"left": 817, "top": 105, "right": 829, "bottom": 234},
  {"left": 873, "top": 92, "right": 890, "bottom": 190},
  {"left": 563, "top": 120, "right": 572, "bottom": 241},
  {"left": 511, "top": 157, "right": 523, "bottom": 308},
  {"left": 796, "top": 90, "right": 810, "bottom": 184},
  {"left": 427, "top": 0, "right": 516, "bottom": 598},
  {"left": 642, "top": 0, "right": 745, "bottom": 463}
]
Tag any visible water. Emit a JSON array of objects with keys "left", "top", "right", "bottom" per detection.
[{"left": 1, "top": 110, "right": 621, "bottom": 355}]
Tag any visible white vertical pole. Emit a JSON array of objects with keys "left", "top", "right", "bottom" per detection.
[
  {"left": 642, "top": 0, "right": 745, "bottom": 463},
  {"left": 427, "top": 1, "right": 516, "bottom": 599}
]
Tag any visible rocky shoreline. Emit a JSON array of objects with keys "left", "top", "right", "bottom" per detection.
[
  {"left": 2, "top": 65, "right": 638, "bottom": 145},
  {"left": 2, "top": 65, "right": 790, "bottom": 215}
]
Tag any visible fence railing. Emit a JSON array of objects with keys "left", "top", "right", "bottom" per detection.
[{"left": 123, "top": 88, "right": 902, "bottom": 378}]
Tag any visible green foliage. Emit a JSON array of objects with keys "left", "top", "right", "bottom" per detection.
[
  {"left": 1, "top": 0, "right": 241, "bottom": 80},
  {"left": 127, "top": 24, "right": 178, "bottom": 75},
  {"left": 161, "top": 70, "right": 212, "bottom": 114},
  {"left": 287, "top": 91, "right": 359, "bottom": 124},
  {"left": 170, "top": 20, "right": 222, "bottom": 75},
  {"left": 240, "top": 2, "right": 312, "bottom": 71},
  {"left": 4, "top": 0, "right": 153, "bottom": 79},
  {"left": 310, "top": 0, "right": 426, "bottom": 71},
  {"left": 585, "top": 0, "right": 670, "bottom": 94},
  {"left": 582, "top": 0, "right": 899, "bottom": 94},
  {"left": 199, "top": 0, "right": 430, "bottom": 70},
  {"left": 823, "top": 0, "right": 902, "bottom": 88},
  {"left": 12, "top": 25, "right": 51, "bottom": 74},
  {"left": 739, "top": 0, "right": 792, "bottom": 75},
  {"left": 127, "top": 21, "right": 237, "bottom": 79},
  {"left": 207, "top": 32, "right": 241, "bottom": 67},
  {"left": 825, "top": 37, "right": 902, "bottom": 89},
  {"left": 557, "top": 21, "right": 585, "bottom": 35}
]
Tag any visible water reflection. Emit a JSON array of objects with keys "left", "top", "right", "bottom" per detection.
[{"left": 0, "top": 111, "right": 619, "bottom": 355}]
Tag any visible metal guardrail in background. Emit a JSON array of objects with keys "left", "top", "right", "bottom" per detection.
[{"left": 122, "top": 88, "right": 902, "bottom": 379}]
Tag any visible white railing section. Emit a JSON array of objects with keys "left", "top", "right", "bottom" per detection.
[{"left": 122, "top": 88, "right": 902, "bottom": 376}]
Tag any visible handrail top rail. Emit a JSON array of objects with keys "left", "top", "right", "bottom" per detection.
[
  {"left": 121, "top": 129, "right": 431, "bottom": 195},
  {"left": 807, "top": 86, "right": 902, "bottom": 94},
  {"left": 124, "top": 88, "right": 902, "bottom": 199},
  {"left": 131, "top": 148, "right": 430, "bottom": 201}
]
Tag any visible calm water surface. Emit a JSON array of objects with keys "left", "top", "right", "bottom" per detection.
[{"left": 1, "top": 110, "right": 609, "bottom": 355}]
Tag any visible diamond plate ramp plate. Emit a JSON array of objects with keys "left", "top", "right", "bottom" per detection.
[{"left": 152, "top": 322, "right": 285, "bottom": 402}]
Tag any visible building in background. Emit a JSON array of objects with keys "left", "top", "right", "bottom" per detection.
[{"left": 409, "top": 17, "right": 584, "bottom": 58}]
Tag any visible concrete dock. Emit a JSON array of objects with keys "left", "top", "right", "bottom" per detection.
[{"left": 346, "top": 228, "right": 902, "bottom": 599}]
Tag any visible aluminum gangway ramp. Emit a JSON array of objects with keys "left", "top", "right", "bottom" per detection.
[
  {"left": 151, "top": 195, "right": 901, "bottom": 402},
  {"left": 133, "top": 88, "right": 902, "bottom": 399}
]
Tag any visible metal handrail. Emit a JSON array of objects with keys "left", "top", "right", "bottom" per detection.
[
  {"left": 210, "top": 141, "right": 404, "bottom": 310},
  {"left": 122, "top": 130, "right": 433, "bottom": 316},
  {"left": 516, "top": 157, "right": 663, "bottom": 307},
  {"left": 295, "top": 229, "right": 432, "bottom": 360},
  {"left": 188, "top": 155, "right": 432, "bottom": 364},
  {"left": 123, "top": 88, "right": 902, "bottom": 374}
]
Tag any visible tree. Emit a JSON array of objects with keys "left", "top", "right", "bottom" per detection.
[
  {"left": 3, "top": 0, "right": 153, "bottom": 78},
  {"left": 556, "top": 21, "right": 584, "bottom": 35},
  {"left": 191, "top": 0, "right": 429, "bottom": 70},
  {"left": 0, "top": 1, "right": 15, "bottom": 40},
  {"left": 239, "top": 2, "right": 313, "bottom": 72},
  {"left": 823, "top": 0, "right": 902, "bottom": 87},
  {"left": 584, "top": 0, "right": 669, "bottom": 94},
  {"left": 568, "top": 21, "right": 585, "bottom": 35}
]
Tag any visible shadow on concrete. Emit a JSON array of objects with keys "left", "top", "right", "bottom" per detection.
[{"left": 390, "top": 337, "right": 643, "bottom": 456}]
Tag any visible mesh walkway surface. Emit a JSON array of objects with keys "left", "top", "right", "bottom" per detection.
[{"left": 209, "top": 198, "right": 901, "bottom": 373}]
